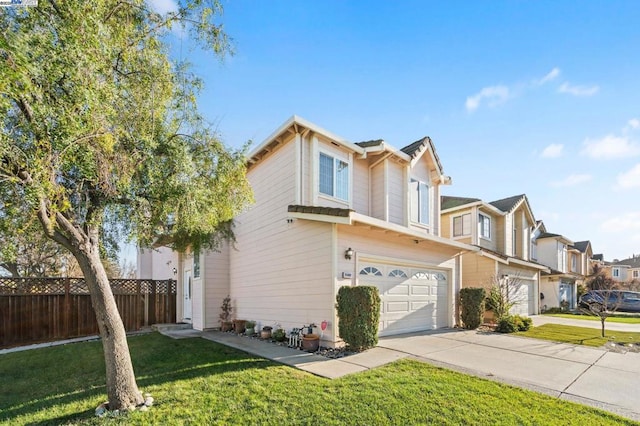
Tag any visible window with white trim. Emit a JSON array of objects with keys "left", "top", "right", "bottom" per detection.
[
  {"left": 613, "top": 268, "right": 620, "bottom": 278},
  {"left": 410, "top": 179, "right": 429, "bottom": 225},
  {"left": 359, "top": 266, "right": 382, "bottom": 276},
  {"left": 319, "top": 152, "right": 349, "bottom": 201},
  {"left": 453, "top": 214, "right": 471, "bottom": 237},
  {"left": 478, "top": 213, "right": 491, "bottom": 240},
  {"left": 571, "top": 254, "right": 577, "bottom": 272},
  {"left": 633, "top": 270, "right": 639, "bottom": 279},
  {"left": 193, "top": 248, "right": 200, "bottom": 278},
  {"left": 389, "top": 269, "right": 408, "bottom": 278}
]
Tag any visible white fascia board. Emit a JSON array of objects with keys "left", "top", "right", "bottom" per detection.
[
  {"left": 247, "top": 115, "right": 365, "bottom": 162},
  {"left": 478, "top": 250, "right": 509, "bottom": 265},
  {"left": 288, "top": 211, "right": 353, "bottom": 225},
  {"left": 440, "top": 202, "right": 483, "bottom": 214},
  {"left": 350, "top": 212, "right": 478, "bottom": 253}
]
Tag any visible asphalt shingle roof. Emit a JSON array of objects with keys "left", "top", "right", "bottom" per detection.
[
  {"left": 572, "top": 241, "right": 591, "bottom": 253},
  {"left": 441, "top": 196, "right": 481, "bottom": 210},
  {"left": 355, "top": 140, "right": 384, "bottom": 148},
  {"left": 489, "top": 194, "right": 526, "bottom": 212},
  {"left": 612, "top": 256, "right": 640, "bottom": 267},
  {"left": 288, "top": 205, "right": 353, "bottom": 217}
]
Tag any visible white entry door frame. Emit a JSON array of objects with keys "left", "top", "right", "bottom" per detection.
[{"left": 183, "top": 269, "right": 192, "bottom": 323}]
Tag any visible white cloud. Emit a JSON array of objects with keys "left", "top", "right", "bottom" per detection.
[
  {"left": 616, "top": 164, "right": 640, "bottom": 189},
  {"left": 601, "top": 212, "right": 640, "bottom": 233},
  {"left": 558, "top": 82, "right": 599, "bottom": 97},
  {"left": 147, "top": 0, "right": 179, "bottom": 15},
  {"left": 582, "top": 134, "right": 640, "bottom": 159},
  {"left": 465, "top": 85, "right": 510, "bottom": 112},
  {"left": 541, "top": 143, "right": 564, "bottom": 158},
  {"left": 551, "top": 174, "right": 592, "bottom": 187},
  {"left": 535, "top": 67, "right": 560, "bottom": 85},
  {"left": 628, "top": 118, "right": 640, "bottom": 130}
]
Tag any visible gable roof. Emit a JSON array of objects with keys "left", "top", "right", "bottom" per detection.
[
  {"left": 441, "top": 196, "right": 481, "bottom": 210},
  {"left": 355, "top": 139, "right": 384, "bottom": 148},
  {"left": 489, "top": 194, "right": 526, "bottom": 212},
  {"left": 612, "top": 255, "right": 640, "bottom": 268},
  {"left": 537, "top": 232, "right": 574, "bottom": 245},
  {"left": 401, "top": 136, "right": 444, "bottom": 175},
  {"left": 572, "top": 240, "right": 592, "bottom": 254}
]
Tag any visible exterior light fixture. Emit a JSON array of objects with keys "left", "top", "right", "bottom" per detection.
[
  {"left": 172, "top": 267, "right": 178, "bottom": 275},
  {"left": 345, "top": 248, "right": 354, "bottom": 260}
]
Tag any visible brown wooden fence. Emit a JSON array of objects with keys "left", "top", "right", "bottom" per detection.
[{"left": 0, "top": 277, "right": 176, "bottom": 349}]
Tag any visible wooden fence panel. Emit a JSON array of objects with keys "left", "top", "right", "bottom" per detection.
[{"left": 0, "top": 277, "right": 177, "bottom": 349}]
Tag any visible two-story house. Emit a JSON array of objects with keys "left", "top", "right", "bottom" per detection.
[
  {"left": 609, "top": 255, "right": 640, "bottom": 283},
  {"left": 175, "top": 116, "right": 477, "bottom": 345},
  {"left": 440, "top": 194, "right": 549, "bottom": 316},
  {"left": 533, "top": 224, "right": 592, "bottom": 310}
]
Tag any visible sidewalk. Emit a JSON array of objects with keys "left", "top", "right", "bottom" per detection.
[{"left": 532, "top": 314, "right": 640, "bottom": 332}]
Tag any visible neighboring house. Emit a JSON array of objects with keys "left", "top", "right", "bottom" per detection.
[
  {"left": 137, "top": 246, "right": 179, "bottom": 280},
  {"left": 175, "top": 115, "right": 477, "bottom": 345},
  {"left": 610, "top": 255, "right": 640, "bottom": 283},
  {"left": 535, "top": 227, "right": 592, "bottom": 311},
  {"left": 440, "top": 194, "right": 549, "bottom": 316}
]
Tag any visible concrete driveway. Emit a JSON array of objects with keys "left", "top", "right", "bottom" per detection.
[{"left": 378, "top": 328, "right": 640, "bottom": 421}]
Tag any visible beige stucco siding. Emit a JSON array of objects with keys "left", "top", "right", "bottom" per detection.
[
  {"left": 202, "top": 244, "right": 230, "bottom": 329},
  {"left": 371, "top": 162, "right": 385, "bottom": 220},
  {"left": 387, "top": 161, "right": 405, "bottom": 226},
  {"left": 461, "top": 253, "right": 497, "bottom": 288},
  {"left": 352, "top": 158, "right": 369, "bottom": 215}
]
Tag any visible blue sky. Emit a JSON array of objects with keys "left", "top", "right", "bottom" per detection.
[{"left": 151, "top": 0, "right": 640, "bottom": 262}]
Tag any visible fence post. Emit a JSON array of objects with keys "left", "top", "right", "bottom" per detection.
[{"left": 64, "top": 277, "right": 70, "bottom": 339}]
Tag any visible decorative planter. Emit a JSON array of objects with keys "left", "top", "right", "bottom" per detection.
[
  {"left": 233, "top": 319, "right": 246, "bottom": 334},
  {"left": 221, "top": 321, "right": 233, "bottom": 332},
  {"left": 302, "top": 334, "right": 320, "bottom": 352},
  {"left": 260, "top": 329, "right": 272, "bottom": 339},
  {"left": 245, "top": 327, "right": 255, "bottom": 336}
]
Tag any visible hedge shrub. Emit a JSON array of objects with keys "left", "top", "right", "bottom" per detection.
[
  {"left": 336, "top": 286, "right": 381, "bottom": 351},
  {"left": 459, "top": 287, "right": 486, "bottom": 329},
  {"left": 496, "top": 315, "right": 533, "bottom": 333}
]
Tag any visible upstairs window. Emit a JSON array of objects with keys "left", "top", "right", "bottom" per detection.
[
  {"left": 410, "top": 179, "right": 429, "bottom": 225},
  {"left": 571, "top": 254, "right": 578, "bottom": 272},
  {"left": 478, "top": 213, "right": 491, "bottom": 240},
  {"left": 633, "top": 270, "right": 639, "bottom": 279},
  {"left": 613, "top": 268, "right": 620, "bottom": 278},
  {"left": 319, "top": 153, "right": 349, "bottom": 201},
  {"left": 453, "top": 214, "right": 471, "bottom": 237}
]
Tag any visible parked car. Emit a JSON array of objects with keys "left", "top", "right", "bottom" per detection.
[{"left": 579, "top": 290, "right": 640, "bottom": 313}]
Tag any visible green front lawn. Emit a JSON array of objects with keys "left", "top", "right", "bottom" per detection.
[
  {"left": 518, "top": 323, "right": 640, "bottom": 347},
  {"left": 546, "top": 313, "right": 640, "bottom": 324},
  {"left": 1, "top": 333, "right": 636, "bottom": 425}
]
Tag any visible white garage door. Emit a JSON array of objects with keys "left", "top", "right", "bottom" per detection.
[
  {"left": 509, "top": 279, "right": 534, "bottom": 316},
  {"left": 358, "top": 263, "right": 450, "bottom": 336}
]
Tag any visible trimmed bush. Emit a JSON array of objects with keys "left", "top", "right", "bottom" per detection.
[
  {"left": 459, "top": 287, "right": 486, "bottom": 329},
  {"left": 496, "top": 315, "right": 533, "bottom": 333},
  {"left": 336, "top": 286, "right": 381, "bottom": 351}
]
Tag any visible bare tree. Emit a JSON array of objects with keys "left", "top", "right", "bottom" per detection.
[
  {"left": 579, "top": 264, "right": 621, "bottom": 337},
  {"left": 485, "top": 273, "right": 529, "bottom": 320}
]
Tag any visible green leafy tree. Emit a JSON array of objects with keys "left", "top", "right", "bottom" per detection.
[{"left": 0, "top": 0, "right": 251, "bottom": 411}]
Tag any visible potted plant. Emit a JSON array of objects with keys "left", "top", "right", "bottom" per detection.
[
  {"left": 261, "top": 325, "right": 272, "bottom": 339},
  {"left": 219, "top": 296, "right": 233, "bottom": 332},
  {"left": 302, "top": 333, "right": 320, "bottom": 352},
  {"left": 245, "top": 320, "right": 256, "bottom": 336}
]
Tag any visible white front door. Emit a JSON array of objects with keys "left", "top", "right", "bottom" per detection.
[{"left": 183, "top": 270, "right": 192, "bottom": 322}]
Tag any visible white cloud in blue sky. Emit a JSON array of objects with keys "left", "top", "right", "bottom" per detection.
[
  {"left": 465, "top": 86, "right": 510, "bottom": 112},
  {"left": 582, "top": 134, "right": 640, "bottom": 159},
  {"left": 617, "top": 164, "right": 640, "bottom": 189},
  {"left": 558, "top": 82, "right": 599, "bottom": 97},
  {"left": 541, "top": 143, "right": 564, "bottom": 158},
  {"left": 535, "top": 67, "right": 561, "bottom": 86}
]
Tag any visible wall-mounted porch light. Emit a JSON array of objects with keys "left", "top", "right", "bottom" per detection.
[{"left": 344, "top": 248, "right": 354, "bottom": 260}]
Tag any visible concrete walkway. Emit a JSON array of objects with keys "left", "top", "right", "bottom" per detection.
[{"left": 160, "top": 325, "right": 640, "bottom": 422}]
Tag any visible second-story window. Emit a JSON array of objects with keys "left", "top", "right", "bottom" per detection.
[
  {"left": 613, "top": 268, "right": 620, "bottom": 278},
  {"left": 633, "top": 270, "right": 639, "bottom": 279},
  {"left": 571, "top": 254, "right": 577, "bottom": 272},
  {"left": 478, "top": 213, "right": 491, "bottom": 240},
  {"left": 453, "top": 214, "right": 471, "bottom": 237},
  {"left": 410, "top": 179, "right": 429, "bottom": 225},
  {"left": 319, "top": 153, "right": 349, "bottom": 201}
]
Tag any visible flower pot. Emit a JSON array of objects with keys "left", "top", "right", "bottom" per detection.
[
  {"left": 233, "top": 319, "right": 246, "bottom": 334},
  {"left": 245, "top": 327, "right": 255, "bottom": 336},
  {"left": 260, "top": 330, "right": 272, "bottom": 339},
  {"left": 221, "top": 321, "right": 233, "bottom": 332},
  {"left": 302, "top": 334, "right": 320, "bottom": 352}
]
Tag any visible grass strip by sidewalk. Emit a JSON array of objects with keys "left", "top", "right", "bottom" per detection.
[
  {"left": 1, "top": 332, "right": 637, "bottom": 425},
  {"left": 518, "top": 323, "right": 640, "bottom": 347},
  {"left": 545, "top": 313, "right": 640, "bottom": 324}
]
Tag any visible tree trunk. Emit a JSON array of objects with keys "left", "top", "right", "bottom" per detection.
[
  {"left": 600, "top": 317, "right": 606, "bottom": 338},
  {"left": 75, "top": 238, "right": 144, "bottom": 410}
]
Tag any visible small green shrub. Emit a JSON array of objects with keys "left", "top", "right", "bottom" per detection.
[
  {"left": 496, "top": 315, "right": 532, "bottom": 333},
  {"left": 272, "top": 328, "right": 286, "bottom": 342},
  {"left": 336, "top": 286, "right": 381, "bottom": 351},
  {"left": 459, "top": 287, "right": 486, "bottom": 329}
]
